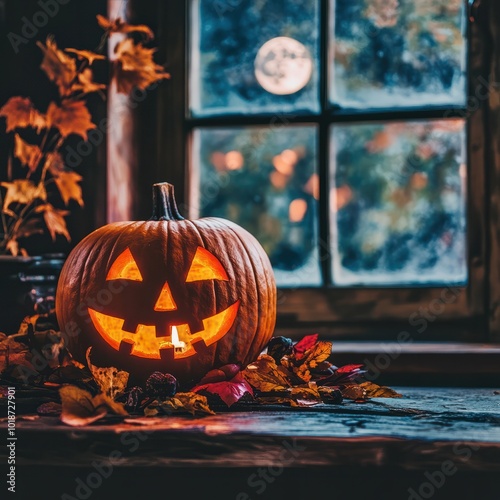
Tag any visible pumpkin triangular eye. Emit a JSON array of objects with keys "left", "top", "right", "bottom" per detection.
[
  {"left": 106, "top": 248, "right": 143, "bottom": 282},
  {"left": 186, "top": 246, "right": 229, "bottom": 282}
]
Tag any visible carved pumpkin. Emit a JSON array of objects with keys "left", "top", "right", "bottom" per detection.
[{"left": 56, "top": 183, "right": 276, "bottom": 384}]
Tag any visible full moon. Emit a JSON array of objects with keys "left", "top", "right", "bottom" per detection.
[{"left": 254, "top": 37, "right": 313, "bottom": 95}]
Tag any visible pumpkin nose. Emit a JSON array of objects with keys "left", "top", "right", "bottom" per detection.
[{"left": 154, "top": 281, "right": 177, "bottom": 311}]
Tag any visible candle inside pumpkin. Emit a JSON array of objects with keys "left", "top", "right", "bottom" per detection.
[{"left": 171, "top": 326, "right": 186, "bottom": 351}]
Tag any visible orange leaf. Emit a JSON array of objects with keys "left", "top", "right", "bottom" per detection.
[
  {"left": 35, "top": 203, "right": 70, "bottom": 241},
  {"left": 97, "top": 15, "right": 154, "bottom": 40},
  {"left": 6, "top": 239, "right": 19, "bottom": 257},
  {"left": 45, "top": 152, "right": 65, "bottom": 176},
  {"left": 54, "top": 171, "right": 83, "bottom": 207},
  {"left": 65, "top": 48, "right": 106, "bottom": 65},
  {"left": 113, "top": 39, "right": 170, "bottom": 94},
  {"left": 14, "top": 134, "right": 42, "bottom": 172},
  {"left": 46, "top": 101, "right": 96, "bottom": 140},
  {"left": 0, "top": 97, "right": 46, "bottom": 132},
  {"left": 1, "top": 180, "right": 46, "bottom": 208},
  {"left": 72, "top": 68, "right": 106, "bottom": 95},
  {"left": 37, "top": 37, "right": 77, "bottom": 96}
]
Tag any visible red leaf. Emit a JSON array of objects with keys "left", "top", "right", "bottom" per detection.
[
  {"left": 293, "top": 334, "right": 319, "bottom": 359},
  {"left": 336, "top": 364, "right": 364, "bottom": 374},
  {"left": 192, "top": 372, "right": 253, "bottom": 407}
]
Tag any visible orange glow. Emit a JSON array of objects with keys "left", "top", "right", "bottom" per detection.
[
  {"left": 88, "top": 300, "right": 240, "bottom": 359},
  {"left": 210, "top": 151, "right": 227, "bottom": 172},
  {"left": 331, "top": 185, "right": 353, "bottom": 211},
  {"left": 225, "top": 150, "right": 244, "bottom": 170},
  {"left": 289, "top": 199, "right": 308, "bottom": 222},
  {"left": 186, "top": 246, "right": 229, "bottom": 282},
  {"left": 270, "top": 171, "right": 289, "bottom": 190},
  {"left": 304, "top": 173, "right": 320, "bottom": 200},
  {"left": 154, "top": 281, "right": 177, "bottom": 311},
  {"left": 106, "top": 248, "right": 143, "bottom": 281}
]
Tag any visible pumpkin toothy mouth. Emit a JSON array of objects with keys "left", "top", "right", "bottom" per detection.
[{"left": 88, "top": 300, "right": 240, "bottom": 359}]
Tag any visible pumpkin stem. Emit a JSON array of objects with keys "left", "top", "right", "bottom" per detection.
[{"left": 151, "top": 183, "right": 184, "bottom": 221}]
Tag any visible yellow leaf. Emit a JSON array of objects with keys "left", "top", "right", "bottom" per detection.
[
  {"left": 1, "top": 180, "right": 46, "bottom": 208},
  {"left": 359, "top": 381, "right": 402, "bottom": 398},
  {"left": 0, "top": 96, "right": 46, "bottom": 132},
  {"left": 160, "top": 392, "right": 215, "bottom": 416},
  {"left": 242, "top": 354, "right": 291, "bottom": 392},
  {"left": 97, "top": 15, "right": 154, "bottom": 40},
  {"left": 59, "top": 385, "right": 127, "bottom": 427},
  {"left": 85, "top": 347, "right": 129, "bottom": 400},
  {"left": 54, "top": 171, "right": 83, "bottom": 206},
  {"left": 46, "top": 101, "right": 96, "bottom": 140},
  {"left": 65, "top": 48, "right": 106, "bottom": 65},
  {"left": 37, "top": 37, "right": 77, "bottom": 96},
  {"left": 113, "top": 38, "right": 170, "bottom": 94},
  {"left": 35, "top": 203, "right": 70, "bottom": 241},
  {"left": 72, "top": 68, "right": 106, "bottom": 95},
  {"left": 14, "top": 134, "right": 42, "bottom": 172}
]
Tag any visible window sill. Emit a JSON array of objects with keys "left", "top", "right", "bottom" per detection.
[{"left": 330, "top": 342, "right": 500, "bottom": 386}]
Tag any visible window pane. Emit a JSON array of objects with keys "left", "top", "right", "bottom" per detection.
[
  {"left": 330, "top": 120, "right": 467, "bottom": 286},
  {"left": 191, "top": 125, "right": 321, "bottom": 286},
  {"left": 330, "top": 0, "right": 467, "bottom": 109},
  {"left": 190, "top": 0, "right": 320, "bottom": 116}
]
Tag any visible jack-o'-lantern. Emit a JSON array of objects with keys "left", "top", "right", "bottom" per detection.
[{"left": 56, "top": 183, "right": 276, "bottom": 384}]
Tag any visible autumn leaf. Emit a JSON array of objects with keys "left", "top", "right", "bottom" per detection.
[
  {"left": 54, "top": 171, "right": 84, "bottom": 207},
  {"left": 5, "top": 239, "right": 21, "bottom": 257},
  {"left": 242, "top": 354, "right": 291, "bottom": 392},
  {"left": 37, "top": 37, "right": 77, "bottom": 96},
  {"left": 192, "top": 372, "right": 253, "bottom": 407},
  {"left": 336, "top": 364, "right": 364, "bottom": 374},
  {"left": 160, "top": 392, "right": 215, "bottom": 416},
  {"left": 86, "top": 347, "right": 129, "bottom": 400},
  {"left": 1, "top": 180, "right": 46, "bottom": 208},
  {"left": 292, "top": 334, "right": 319, "bottom": 360},
  {"left": 14, "top": 134, "right": 42, "bottom": 172},
  {"left": 341, "top": 385, "right": 367, "bottom": 401},
  {"left": 113, "top": 38, "right": 170, "bottom": 94},
  {"left": 97, "top": 15, "right": 154, "bottom": 40},
  {"left": 35, "top": 203, "right": 70, "bottom": 241},
  {"left": 59, "top": 385, "right": 127, "bottom": 427},
  {"left": 72, "top": 68, "right": 106, "bottom": 95},
  {"left": 65, "top": 48, "right": 106, "bottom": 65},
  {"left": 45, "top": 151, "right": 65, "bottom": 176},
  {"left": 46, "top": 100, "right": 96, "bottom": 140},
  {"left": 0, "top": 97, "right": 46, "bottom": 132},
  {"left": 359, "top": 381, "right": 402, "bottom": 398}
]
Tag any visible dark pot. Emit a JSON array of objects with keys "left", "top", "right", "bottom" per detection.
[{"left": 0, "top": 254, "right": 65, "bottom": 334}]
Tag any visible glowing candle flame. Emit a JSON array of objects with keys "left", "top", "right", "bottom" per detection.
[{"left": 171, "top": 326, "right": 186, "bottom": 351}]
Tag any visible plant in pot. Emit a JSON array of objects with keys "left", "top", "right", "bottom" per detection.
[{"left": 0, "top": 15, "right": 169, "bottom": 333}]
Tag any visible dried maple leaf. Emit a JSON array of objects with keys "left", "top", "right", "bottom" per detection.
[
  {"left": 54, "top": 170, "right": 84, "bottom": 207},
  {"left": 59, "top": 385, "right": 127, "bottom": 427},
  {"left": 359, "top": 381, "right": 402, "bottom": 398},
  {"left": 86, "top": 347, "right": 129, "bottom": 400},
  {"left": 46, "top": 100, "right": 96, "bottom": 140},
  {"left": 192, "top": 372, "right": 253, "bottom": 407},
  {"left": 292, "top": 333, "right": 319, "bottom": 360},
  {"left": 113, "top": 38, "right": 170, "bottom": 94},
  {"left": 160, "top": 392, "right": 215, "bottom": 416},
  {"left": 35, "top": 203, "right": 70, "bottom": 241},
  {"left": 65, "top": 48, "right": 106, "bottom": 65},
  {"left": 97, "top": 14, "right": 154, "bottom": 40},
  {"left": 14, "top": 134, "right": 42, "bottom": 172},
  {"left": 242, "top": 354, "right": 291, "bottom": 392},
  {"left": 1, "top": 180, "right": 46, "bottom": 208},
  {"left": 0, "top": 97, "right": 46, "bottom": 132},
  {"left": 72, "top": 68, "right": 106, "bottom": 95},
  {"left": 37, "top": 37, "right": 77, "bottom": 96},
  {"left": 45, "top": 151, "right": 65, "bottom": 176}
]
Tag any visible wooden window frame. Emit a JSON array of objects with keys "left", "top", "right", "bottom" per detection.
[{"left": 129, "top": 0, "right": 500, "bottom": 343}]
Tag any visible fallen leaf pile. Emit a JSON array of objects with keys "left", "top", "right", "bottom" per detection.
[{"left": 0, "top": 311, "right": 402, "bottom": 427}]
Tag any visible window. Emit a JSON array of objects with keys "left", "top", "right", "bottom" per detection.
[{"left": 157, "top": 0, "right": 495, "bottom": 341}]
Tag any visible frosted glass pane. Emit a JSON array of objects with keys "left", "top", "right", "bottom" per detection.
[
  {"left": 330, "top": 120, "right": 467, "bottom": 286},
  {"left": 330, "top": 0, "right": 467, "bottom": 109},
  {"left": 190, "top": 0, "right": 320, "bottom": 116},
  {"left": 192, "top": 126, "right": 321, "bottom": 287}
]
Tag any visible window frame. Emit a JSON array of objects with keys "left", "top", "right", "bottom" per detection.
[{"left": 152, "top": 0, "right": 498, "bottom": 342}]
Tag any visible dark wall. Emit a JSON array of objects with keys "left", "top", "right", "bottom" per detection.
[{"left": 0, "top": 0, "right": 107, "bottom": 254}]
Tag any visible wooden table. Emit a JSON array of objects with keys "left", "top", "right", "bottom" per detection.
[{"left": 2, "top": 388, "right": 500, "bottom": 500}]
